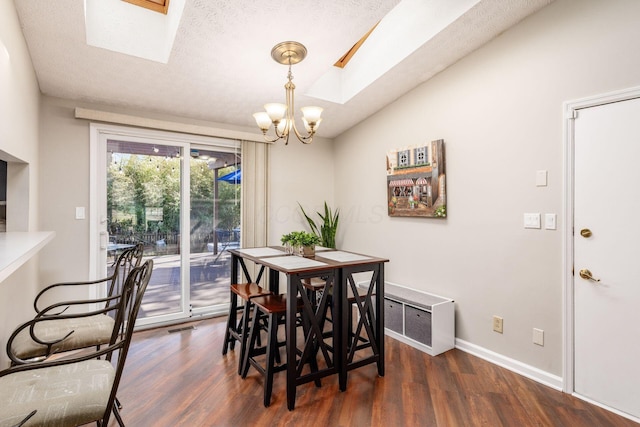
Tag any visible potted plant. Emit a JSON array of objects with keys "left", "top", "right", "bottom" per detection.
[
  {"left": 280, "top": 232, "right": 294, "bottom": 254},
  {"left": 298, "top": 202, "right": 340, "bottom": 249},
  {"left": 286, "top": 230, "right": 321, "bottom": 257}
]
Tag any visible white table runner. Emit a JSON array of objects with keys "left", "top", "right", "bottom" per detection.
[
  {"left": 264, "top": 256, "right": 328, "bottom": 269},
  {"left": 317, "top": 251, "right": 372, "bottom": 262},
  {"left": 236, "top": 247, "right": 286, "bottom": 257}
]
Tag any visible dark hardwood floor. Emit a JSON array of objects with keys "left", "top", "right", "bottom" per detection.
[{"left": 109, "top": 316, "right": 637, "bottom": 426}]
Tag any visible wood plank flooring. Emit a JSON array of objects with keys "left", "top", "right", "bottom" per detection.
[{"left": 109, "top": 316, "right": 637, "bottom": 426}]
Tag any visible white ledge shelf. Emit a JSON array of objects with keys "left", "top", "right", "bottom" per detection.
[{"left": 0, "top": 232, "right": 55, "bottom": 283}]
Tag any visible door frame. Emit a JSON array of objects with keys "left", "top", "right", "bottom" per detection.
[
  {"left": 89, "top": 122, "right": 240, "bottom": 327},
  {"left": 562, "top": 85, "right": 640, "bottom": 399}
]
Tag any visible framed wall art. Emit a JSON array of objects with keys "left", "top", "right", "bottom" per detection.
[{"left": 386, "top": 139, "right": 446, "bottom": 218}]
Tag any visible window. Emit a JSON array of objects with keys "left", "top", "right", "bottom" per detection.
[
  {"left": 415, "top": 146, "right": 427, "bottom": 165},
  {"left": 398, "top": 150, "right": 410, "bottom": 167}
]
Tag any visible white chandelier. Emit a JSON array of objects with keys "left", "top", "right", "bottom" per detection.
[{"left": 253, "top": 41, "right": 323, "bottom": 145}]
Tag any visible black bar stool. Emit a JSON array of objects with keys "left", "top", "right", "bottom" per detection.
[
  {"left": 241, "top": 294, "right": 309, "bottom": 407},
  {"left": 222, "top": 282, "right": 272, "bottom": 374}
]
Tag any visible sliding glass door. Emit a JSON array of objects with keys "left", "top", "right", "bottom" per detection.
[
  {"left": 188, "top": 145, "right": 241, "bottom": 316},
  {"left": 92, "top": 124, "right": 240, "bottom": 326}
]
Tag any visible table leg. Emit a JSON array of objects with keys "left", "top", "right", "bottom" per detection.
[
  {"left": 286, "top": 274, "right": 297, "bottom": 410},
  {"left": 377, "top": 263, "right": 385, "bottom": 376},
  {"left": 231, "top": 254, "right": 239, "bottom": 284},
  {"left": 269, "top": 268, "right": 280, "bottom": 294},
  {"left": 336, "top": 268, "right": 348, "bottom": 392}
]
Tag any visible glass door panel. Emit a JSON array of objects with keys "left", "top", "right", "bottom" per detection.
[
  {"left": 189, "top": 146, "right": 240, "bottom": 313},
  {"left": 107, "top": 140, "right": 185, "bottom": 322},
  {"left": 100, "top": 130, "right": 241, "bottom": 327}
]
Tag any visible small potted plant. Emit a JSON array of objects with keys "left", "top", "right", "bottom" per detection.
[
  {"left": 288, "top": 230, "right": 321, "bottom": 257},
  {"left": 280, "top": 232, "right": 294, "bottom": 254}
]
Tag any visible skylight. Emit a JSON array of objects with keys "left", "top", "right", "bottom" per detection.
[
  {"left": 334, "top": 23, "right": 378, "bottom": 69},
  {"left": 307, "top": 0, "right": 480, "bottom": 105},
  {"left": 84, "top": 0, "right": 185, "bottom": 63},
  {"left": 123, "top": 0, "right": 171, "bottom": 15}
]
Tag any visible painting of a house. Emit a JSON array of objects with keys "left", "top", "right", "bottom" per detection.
[{"left": 387, "top": 139, "right": 446, "bottom": 218}]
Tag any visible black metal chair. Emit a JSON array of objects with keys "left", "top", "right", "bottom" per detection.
[
  {"left": 0, "top": 259, "right": 153, "bottom": 427},
  {"left": 33, "top": 243, "right": 144, "bottom": 315},
  {"left": 7, "top": 244, "right": 144, "bottom": 365}
]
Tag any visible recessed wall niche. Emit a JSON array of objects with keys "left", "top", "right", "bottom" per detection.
[
  {"left": 0, "top": 150, "right": 30, "bottom": 233},
  {"left": 0, "top": 160, "right": 6, "bottom": 232}
]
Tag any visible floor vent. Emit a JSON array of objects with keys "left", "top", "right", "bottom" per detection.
[{"left": 168, "top": 326, "right": 196, "bottom": 334}]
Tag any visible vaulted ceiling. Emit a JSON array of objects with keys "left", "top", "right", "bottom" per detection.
[{"left": 13, "top": 0, "right": 553, "bottom": 139}]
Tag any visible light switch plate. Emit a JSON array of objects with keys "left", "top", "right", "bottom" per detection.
[
  {"left": 533, "top": 328, "right": 544, "bottom": 346},
  {"left": 536, "top": 170, "right": 548, "bottom": 187},
  {"left": 524, "top": 213, "right": 541, "bottom": 229},
  {"left": 75, "top": 207, "right": 85, "bottom": 220},
  {"left": 545, "top": 213, "right": 556, "bottom": 230}
]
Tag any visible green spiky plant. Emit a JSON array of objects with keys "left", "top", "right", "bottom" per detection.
[{"left": 298, "top": 202, "right": 340, "bottom": 249}]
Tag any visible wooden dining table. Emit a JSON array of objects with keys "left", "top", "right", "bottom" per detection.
[{"left": 228, "top": 246, "right": 389, "bottom": 410}]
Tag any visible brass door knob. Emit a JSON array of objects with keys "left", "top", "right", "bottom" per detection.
[
  {"left": 580, "top": 229, "right": 592, "bottom": 238},
  {"left": 579, "top": 269, "right": 600, "bottom": 282}
]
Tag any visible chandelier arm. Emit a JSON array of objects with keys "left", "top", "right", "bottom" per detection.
[
  {"left": 285, "top": 72, "right": 315, "bottom": 144},
  {"left": 290, "top": 122, "right": 314, "bottom": 144},
  {"left": 261, "top": 132, "right": 283, "bottom": 144}
]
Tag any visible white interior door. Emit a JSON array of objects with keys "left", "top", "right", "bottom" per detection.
[{"left": 574, "top": 97, "right": 640, "bottom": 419}]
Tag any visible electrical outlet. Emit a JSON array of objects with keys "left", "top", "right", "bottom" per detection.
[
  {"left": 493, "top": 315, "right": 503, "bottom": 334},
  {"left": 533, "top": 328, "right": 544, "bottom": 346}
]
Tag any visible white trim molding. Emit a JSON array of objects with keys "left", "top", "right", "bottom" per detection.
[
  {"left": 455, "top": 338, "right": 563, "bottom": 391},
  {"left": 76, "top": 107, "right": 265, "bottom": 143}
]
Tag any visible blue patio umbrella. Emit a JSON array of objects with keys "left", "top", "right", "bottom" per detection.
[{"left": 217, "top": 169, "right": 241, "bottom": 184}]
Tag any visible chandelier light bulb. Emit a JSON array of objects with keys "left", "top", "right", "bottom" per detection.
[
  {"left": 276, "top": 118, "right": 288, "bottom": 134},
  {"left": 303, "top": 117, "right": 322, "bottom": 133},
  {"left": 264, "top": 103, "right": 287, "bottom": 122},
  {"left": 301, "top": 106, "right": 323, "bottom": 125},
  {"left": 253, "top": 112, "right": 271, "bottom": 131}
]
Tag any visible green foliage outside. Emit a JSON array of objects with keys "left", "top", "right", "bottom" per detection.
[{"left": 107, "top": 154, "right": 240, "bottom": 241}]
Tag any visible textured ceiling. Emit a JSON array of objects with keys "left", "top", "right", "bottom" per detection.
[{"left": 13, "top": 0, "right": 553, "bottom": 139}]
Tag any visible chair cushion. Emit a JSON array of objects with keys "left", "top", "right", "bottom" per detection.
[
  {"left": 11, "top": 314, "right": 115, "bottom": 361},
  {"left": 0, "top": 359, "right": 114, "bottom": 427}
]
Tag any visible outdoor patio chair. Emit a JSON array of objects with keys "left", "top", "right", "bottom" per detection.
[
  {"left": 7, "top": 244, "right": 144, "bottom": 365},
  {"left": 0, "top": 259, "right": 153, "bottom": 427}
]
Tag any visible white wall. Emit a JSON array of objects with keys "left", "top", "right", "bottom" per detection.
[
  {"left": 334, "top": 0, "right": 640, "bottom": 376},
  {"left": 267, "top": 137, "right": 335, "bottom": 246},
  {"left": 0, "top": 1, "right": 43, "bottom": 368}
]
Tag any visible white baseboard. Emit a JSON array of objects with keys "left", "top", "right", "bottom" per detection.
[
  {"left": 454, "top": 338, "right": 563, "bottom": 391},
  {"left": 571, "top": 392, "right": 640, "bottom": 424}
]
